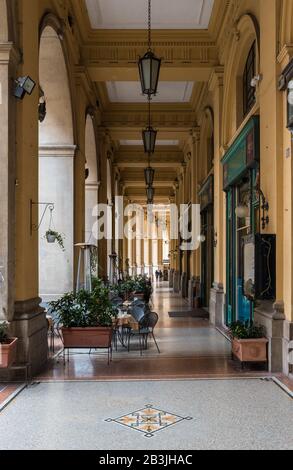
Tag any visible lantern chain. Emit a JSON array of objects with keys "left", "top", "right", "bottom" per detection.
[{"left": 148, "top": 0, "right": 151, "bottom": 51}]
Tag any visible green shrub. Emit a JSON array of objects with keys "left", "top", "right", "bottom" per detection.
[
  {"left": 49, "top": 279, "right": 117, "bottom": 328},
  {"left": 229, "top": 321, "right": 265, "bottom": 340},
  {"left": 0, "top": 322, "right": 9, "bottom": 344}
]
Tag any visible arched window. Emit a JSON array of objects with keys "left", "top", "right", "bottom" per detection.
[{"left": 243, "top": 41, "right": 256, "bottom": 117}]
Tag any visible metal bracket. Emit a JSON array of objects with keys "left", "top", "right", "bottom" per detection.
[{"left": 30, "top": 199, "right": 55, "bottom": 235}]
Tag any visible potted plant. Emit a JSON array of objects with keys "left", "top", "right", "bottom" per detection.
[
  {"left": 49, "top": 281, "right": 117, "bottom": 350},
  {"left": 45, "top": 230, "right": 65, "bottom": 251},
  {"left": 0, "top": 322, "right": 18, "bottom": 368},
  {"left": 229, "top": 321, "right": 268, "bottom": 364}
]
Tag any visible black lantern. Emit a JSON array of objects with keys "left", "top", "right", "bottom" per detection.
[
  {"left": 146, "top": 186, "right": 155, "bottom": 201},
  {"left": 279, "top": 60, "right": 293, "bottom": 133},
  {"left": 143, "top": 126, "right": 157, "bottom": 154},
  {"left": 138, "top": 50, "right": 161, "bottom": 96},
  {"left": 138, "top": 0, "right": 161, "bottom": 97},
  {"left": 144, "top": 167, "right": 155, "bottom": 186}
]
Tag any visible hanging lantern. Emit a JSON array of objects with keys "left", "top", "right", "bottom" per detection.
[
  {"left": 144, "top": 167, "right": 155, "bottom": 186},
  {"left": 138, "top": 0, "right": 161, "bottom": 96},
  {"left": 146, "top": 186, "right": 155, "bottom": 201},
  {"left": 138, "top": 50, "right": 161, "bottom": 96},
  {"left": 143, "top": 127, "right": 157, "bottom": 154}
]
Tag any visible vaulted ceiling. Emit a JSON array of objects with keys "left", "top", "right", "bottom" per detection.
[{"left": 73, "top": 0, "right": 222, "bottom": 204}]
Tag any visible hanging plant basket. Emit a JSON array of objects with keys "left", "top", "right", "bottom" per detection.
[
  {"left": 44, "top": 208, "right": 65, "bottom": 251},
  {"left": 45, "top": 230, "right": 65, "bottom": 251},
  {"left": 46, "top": 232, "right": 56, "bottom": 244}
]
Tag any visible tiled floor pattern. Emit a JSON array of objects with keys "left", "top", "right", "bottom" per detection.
[
  {"left": 0, "top": 379, "right": 292, "bottom": 450},
  {"left": 106, "top": 405, "right": 192, "bottom": 438}
]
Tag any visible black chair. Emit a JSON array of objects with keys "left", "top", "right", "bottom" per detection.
[{"left": 127, "top": 311, "right": 160, "bottom": 355}]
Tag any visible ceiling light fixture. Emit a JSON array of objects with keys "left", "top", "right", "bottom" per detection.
[
  {"left": 138, "top": 0, "right": 161, "bottom": 96},
  {"left": 142, "top": 96, "right": 157, "bottom": 154}
]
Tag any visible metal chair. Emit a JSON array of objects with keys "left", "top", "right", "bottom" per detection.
[
  {"left": 111, "top": 296, "right": 124, "bottom": 307},
  {"left": 129, "top": 305, "right": 145, "bottom": 323},
  {"left": 127, "top": 311, "right": 160, "bottom": 355}
]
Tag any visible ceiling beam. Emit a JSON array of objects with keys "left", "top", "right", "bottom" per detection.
[{"left": 88, "top": 65, "right": 214, "bottom": 83}]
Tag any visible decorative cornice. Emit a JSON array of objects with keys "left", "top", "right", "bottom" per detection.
[{"left": 0, "top": 42, "right": 21, "bottom": 65}]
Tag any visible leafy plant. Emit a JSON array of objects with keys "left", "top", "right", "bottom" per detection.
[
  {"left": 49, "top": 279, "right": 117, "bottom": 329},
  {"left": 45, "top": 230, "right": 65, "bottom": 251},
  {"left": 229, "top": 321, "right": 265, "bottom": 340},
  {"left": 0, "top": 322, "right": 9, "bottom": 344},
  {"left": 111, "top": 275, "right": 152, "bottom": 302}
]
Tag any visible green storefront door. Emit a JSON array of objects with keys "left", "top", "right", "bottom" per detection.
[{"left": 222, "top": 117, "right": 260, "bottom": 326}]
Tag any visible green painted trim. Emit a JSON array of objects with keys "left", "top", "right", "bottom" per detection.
[
  {"left": 221, "top": 116, "right": 260, "bottom": 190},
  {"left": 221, "top": 116, "right": 259, "bottom": 165}
]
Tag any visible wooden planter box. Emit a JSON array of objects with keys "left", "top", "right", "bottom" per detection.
[
  {"left": 62, "top": 327, "right": 113, "bottom": 349},
  {"left": 232, "top": 338, "right": 268, "bottom": 363},
  {"left": 0, "top": 338, "right": 18, "bottom": 368}
]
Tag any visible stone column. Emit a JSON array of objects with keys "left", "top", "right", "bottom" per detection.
[
  {"left": 208, "top": 68, "right": 224, "bottom": 325},
  {"left": 13, "top": 2, "right": 47, "bottom": 376},
  {"left": 158, "top": 239, "right": 163, "bottom": 270},
  {"left": 0, "top": 43, "right": 18, "bottom": 323},
  {"left": 97, "top": 128, "right": 110, "bottom": 279}
]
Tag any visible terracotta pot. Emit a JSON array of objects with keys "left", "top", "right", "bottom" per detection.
[
  {"left": 0, "top": 338, "right": 18, "bottom": 368},
  {"left": 62, "top": 327, "right": 112, "bottom": 349},
  {"left": 232, "top": 338, "right": 268, "bottom": 363}
]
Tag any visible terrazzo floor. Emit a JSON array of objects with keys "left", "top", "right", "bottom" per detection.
[{"left": 0, "top": 379, "right": 292, "bottom": 450}]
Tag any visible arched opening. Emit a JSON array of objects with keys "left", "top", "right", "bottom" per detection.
[
  {"left": 38, "top": 25, "right": 75, "bottom": 301},
  {"left": 222, "top": 14, "right": 260, "bottom": 144}
]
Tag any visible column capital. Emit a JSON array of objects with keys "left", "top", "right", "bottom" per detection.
[
  {"left": 208, "top": 66, "right": 224, "bottom": 92},
  {"left": 190, "top": 126, "right": 201, "bottom": 144}
]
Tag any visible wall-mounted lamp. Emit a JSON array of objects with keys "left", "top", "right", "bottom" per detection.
[
  {"left": 235, "top": 183, "right": 269, "bottom": 230},
  {"left": 250, "top": 74, "right": 262, "bottom": 88},
  {"left": 14, "top": 76, "right": 36, "bottom": 100},
  {"left": 38, "top": 86, "right": 47, "bottom": 122},
  {"left": 213, "top": 230, "right": 218, "bottom": 248},
  {"left": 235, "top": 204, "right": 250, "bottom": 219},
  {"left": 287, "top": 79, "right": 293, "bottom": 133},
  {"left": 198, "top": 234, "right": 206, "bottom": 243}
]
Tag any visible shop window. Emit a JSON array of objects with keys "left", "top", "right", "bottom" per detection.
[{"left": 243, "top": 42, "right": 256, "bottom": 118}]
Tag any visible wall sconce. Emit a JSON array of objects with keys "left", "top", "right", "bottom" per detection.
[
  {"left": 287, "top": 79, "right": 293, "bottom": 133},
  {"left": 257, "top": 187, "right": 269, "bottom": 230},
  {"left": 38, "top": 86, "right": 46, "bottom": 122},
  {"left": 235, "top": 204, "right": 249, "bottom": 219},
  {"left": 198, "top": 234, "right": 206, "bottom": 243},
  {"left": 14, "top": 76, "right": 36, "bottom": 100},
  {"left": 235, "top": 184, "right": 269, "bottom": 230},
  {"left": 250, "top": 74, "right": 263, "bottom": 88},
  {"left": 213, "top": 230, "right": 218, "bottom": 248}
]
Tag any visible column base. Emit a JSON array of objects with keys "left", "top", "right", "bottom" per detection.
[
  {"left": 254, "top": 300, "right": 290, "bottom": 374},
  {"left": 187, "top": 276, "right": 200, "bottom": 307},
  {"left": 173, "top": 270, "right": 180, "bottom": 293},
  {"left": 169, "top": 269, "right": 174, "bottom": 288},
  {"left": 209, "top": 282, "right": 225, "bottom": 326},
  {"left": 0, "top": 298, "right": 48, "bottom": 380},
  {"left": 180, "top": 272, "right": 188, "bottom": 298}
]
